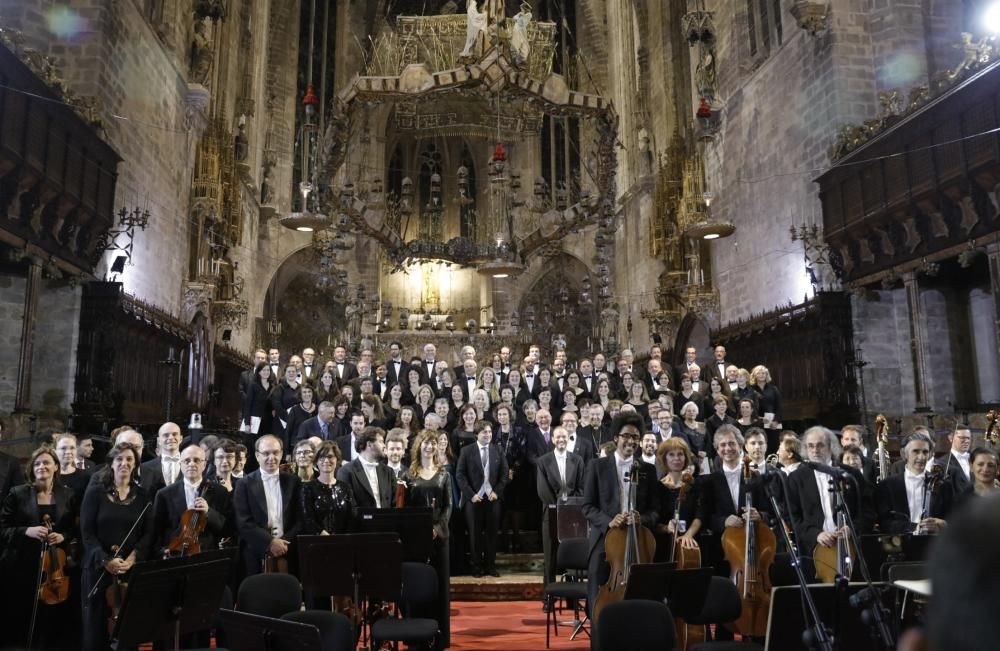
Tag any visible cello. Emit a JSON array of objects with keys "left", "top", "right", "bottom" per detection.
[
  {"left": 667, "top": 471, "right": 705, "bottom": 650},
  {"left": 592, "top": 464, "right": 656, "bottom": 627},
  {"left": 721, "top": 457, "right": 775, "bottom": 638}
]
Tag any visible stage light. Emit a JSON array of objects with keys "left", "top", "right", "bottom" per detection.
[{"left": 985, "top": 2, "right": 1000, "bottom": 33}]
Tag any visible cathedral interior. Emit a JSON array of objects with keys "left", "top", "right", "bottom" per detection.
[{"left": 0, "top": 0, "right": 997, "bottom": 442}]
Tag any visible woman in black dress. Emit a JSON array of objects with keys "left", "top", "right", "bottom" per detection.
[
  {"left": 654, "top": 438, "right": 702, "bottom": 563},
  {"left": 80, "top": 443, "right": 153, "bottom": 651},
  {"left": 54, "top": 432, "right": 91, "bottom": 503},
  {"left": 284, "top": 384, "right": 318, "bottom": 452},
  {"left": 403, "top": 429, "right": 454, "bottom": 650},
  {"left": 314, "top": 369, "right": 338, "bottom": 404},
  {"left": 0, "top": 446, "right": 79, "bottom": 650},
  {"left": 301, "top": 441, "right": 354, "bottom": 535},
  {"left": 242, "top": 362, "right": 275, "bottom": 438},
  {"left": 494, "top": 403, "right": 527, "bottom": 553},
  {"left": 271, "top": 364, "right": 301, "bottom": 444},
  {"left": 452, "top": 403, "right": 479, "bottom": 459},
  {"left": 673, "top": 373, "right": 703, "bottom": 421},
  {"left": 750, "top": 365, "right": 783, "bottom": 454}
]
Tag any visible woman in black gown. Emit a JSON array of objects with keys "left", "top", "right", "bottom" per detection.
[
  {"left": 80, "top": 443, "right": 153, "bottom": 651},
  {"left": 0, "top": 446, "right": 79, "bottom": 650},
  {"left": 403, "top": 429, "right": 454, "bottom": 650},
  {"left": 300, "top": 441, "right": 354, "bottom": 611},
  {"left": 654, "top": 438, "right": 703, "bottom": 563}
]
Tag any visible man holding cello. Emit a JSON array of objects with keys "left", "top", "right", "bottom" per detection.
[{"left": 582, "top": 412, "right": 659, "bottom": 647}]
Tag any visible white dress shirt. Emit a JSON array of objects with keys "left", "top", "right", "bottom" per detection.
[
  {"left": 183, "top": 479, "right": 201, "bottom": 509},
  {"left": 162, "top": 455, "right": 180, "bottom": 485},
  {"left": 554, "top": 450, "right": 567, "bottom": 487},
  {"left": 361, "top": 459, "right": 382, "bottom": 508},
  {"left": 813, "top": 469, "right": 836, "bottom": 533},
  {"left": 904, "top": 469, "right": 926, "bottom": 524},
  {"left": 261, "top": 470, "right": 284, "bottom": 538},
  {"left": 723, "top": 463, "right": 741, "bottom": 513},
  {"left": 950, "top": 451, "right": 970, "bottom": 480},
  {"left": 614, "top": 452, "right": 635, "bottom": 514},
  {"left": 479, "top": 445, "right": 493, "bottom": 497}
]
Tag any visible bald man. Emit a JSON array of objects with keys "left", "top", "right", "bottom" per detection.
[
  {"left": 152, "top": 443, "right": 232, "bottom": 555},
  {"left": 141, "top": 422, "right": 183, "bottom": 496}
]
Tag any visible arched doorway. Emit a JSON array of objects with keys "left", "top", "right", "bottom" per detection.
[
  {"left": 517, "top": 253, "right": 597, "bottom": 360},
  {"left": 671, "top": 312, "right": 711, "bottom": 367}
]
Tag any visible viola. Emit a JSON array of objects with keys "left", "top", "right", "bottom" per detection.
[
  {"left": 165, "top": 483, "right": 208, "bottom": 557},
  {"left": 105, "top": 545, "right": 128, "bottom": 637},
  {"left": 721, "top": 457, "right": 775, "bottom": 638},
  {"left": 38, "top": 514, "right": 70, "bottom": 605},
  {"left": 593, "top": 464, "right": 656, "bottom": 627},
  {"left": 813, "top": 480, "right": 857, "bottom": 584},
  {"left": 263, "top": 526, "right": 290, "bottom": 574},
  {"left": 667, "top": 471, "right": 704, "bottom": 651}
]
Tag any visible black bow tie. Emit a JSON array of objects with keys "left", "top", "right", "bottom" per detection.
[
  {"left": 525, "top": 374, "right": 534, "bottom": 378},
  {"left": 584, "top": 376, "right": 592, "bottom": 379}
]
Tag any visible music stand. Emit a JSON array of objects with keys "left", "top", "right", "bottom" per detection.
[
  {"left": 355, "top": 507, "right": 433, "bottom": 562},
  {"left": 112, "top": 551, "right": 233, "bottom": 651},
  {"left": 556, "top": 499, "right": 588, "bottom": 541},
  {"left": 624, "top": 565, "right": 712, "bottom": 622},
  {"left": 218, "top": 609, "right": 322, "bottom": 651},
  {"left": 765, "top": 583, "right": 893, "bottom": 651},
  {"left": 859, "top": 534, "right": 932, "bottom": 580}
]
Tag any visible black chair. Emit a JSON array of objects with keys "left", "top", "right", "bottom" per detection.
[
  {"left": 281, "top": 610, "right": 355, "bottom": 651},
  {"left": 370, "top": 562, "right": 439, "bottom": 650},
  {"left": 595, "top": 599, "right": 675, "bottom": 651},
  {"left": 237, "top": 573, "right": 303, "bottom": 619},
  {"left": 543, "top": 537, "right": 590, "bottom": 648},
  {"left": 683, "top": 576, "right": 766, "bottom": 649}
]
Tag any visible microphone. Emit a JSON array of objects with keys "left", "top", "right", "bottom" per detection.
[{"left": 805, "top": 461, "right": 851, "bottom": 480}]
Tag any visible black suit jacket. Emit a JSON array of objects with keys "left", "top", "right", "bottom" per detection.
[
  {"left": 0, "top": 451, "right": 25, "bottom": 505},
  {"left": 336, "top": 458, "right": 395, "bottom": 509},
  {"left": 456, "top": 443, "right": 509, "bottom": 502},
  {"left": 875, "top": 472, "right": 954, "bottom": 534},
  {"left": 139, "top": 458, "right": 173, "bottom": 496},
  {"left": 700, "top": 467, "right": 771, "bottom": 534},
  {"left": 701, "top": 360, "right": 729, "bottom": 385},
  {"left": 239, "top": 367, "right": 255, "bottom": 405},
  {"left": 386, "top": 359, "right": 410, "bottom": 387},
  {"left": 581, "top": 456, "right": 659, "bottom": 557},
  {"left": 523, "top": 426, "right": 553, "bottom": 467},
  {"left": 334, "top": 433, "right": 359, "bottom": 464},
  {"left": 567, "top": 434, "right": 596, "bottom": 465},
  {"left": 333, "top": 361, "right": 358, "bottom": 383},
  {"left": 535, "top": 451, "right": 585, "bottom": 506},
  {"left": 232, "top": 470, "right": 301, "bottom": 571},
  {"left": 786, "top": 463, "right": 873, "bottom": 552},
  {"left": 941, "top": 454, "right": 971, "bottom": 495},
  {"left": 295, "top": 415, "right": 336, "bottom": 443},
  {"left": 152, "top": 480, "right": 231, "bottom": 553}
]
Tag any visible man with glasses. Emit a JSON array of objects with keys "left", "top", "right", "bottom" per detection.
[
  {"left": 561, "top": 411, "right": 595, "bottom": 464},
  {"left": 582, "top": 412, "right": 660, "bottom": 641},
  {"left": 233, "top": 434, "right": 301, "bottom": 576},
  {"left": 152, "top": 442, "right": 232, "bottom": 556}
]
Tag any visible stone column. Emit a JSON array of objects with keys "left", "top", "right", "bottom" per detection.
[
  {"left": 14, "top": 257, "right": 42, "bottom": 413},
  {"left": 902, "top": 271, "right": 930, "bottom": 411},
  {"left": 986, "top": 242, "right": 1000, "bottom": 383}
]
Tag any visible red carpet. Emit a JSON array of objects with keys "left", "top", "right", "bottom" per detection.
[{"left": 449, "top": 600, "right": 589, "bottom": 650}]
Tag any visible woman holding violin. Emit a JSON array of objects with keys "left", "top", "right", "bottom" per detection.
[
  {"left": 655, "top": 437, "right": 702, "bottom": 561},
  {"left": 0, "top": 445, "right": 79, "bottom": 650},
  {"left": 80, "top": 442, "right": 153, "bottom": 651}
]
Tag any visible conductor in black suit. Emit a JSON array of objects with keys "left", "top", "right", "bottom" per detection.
[
  {"left": 581, "top": 412, "right": 659, "bottom": 639},
  {"left": 456, "top": 420, "right": 509, "bottom": 577},
  {"left": 876, "top": 431, "right": 953, "bottom": 534},
  {"left": 152, "top": 443, "right": 232, "bottom": 555},
  {"left": 233, "top": 435, "right": 301, "bottom": 577},
  {"left": 336, "top": 427, "right": 394, "bottom": 509},
  {"left": 536, "top": 426, "right": 585, "bottom": 587}
]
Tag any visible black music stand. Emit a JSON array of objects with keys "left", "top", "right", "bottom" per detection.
[
  {"left": 624, "top": 564, "right": 712, "bottom": 622},
  {"left": 860, "top": 534, "right": 932, "bottom": 580},
  {"left": 765, "top": 583, "right": 893, "bottom": 651},
  {"left": 297, "top": 533, "right": 402, "bottom": 645},
  {"left": 355, "top": 507, "right": 434, "bottom": 562},
  {"left": 218, "top": 609, "right": 322, "bottom": 651},
  {"left": 112, "top": 551, "right": 233, "bottom": 651}
]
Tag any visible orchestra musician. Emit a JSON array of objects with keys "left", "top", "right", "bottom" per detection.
[
  {"left": 232, "top": 435, "right": 301, "bottom": 577},
  {"left": 140, "top": 422, "right": 184, "bottom": 496},
  {"left": 536, "top": 425, "right": 585, "bottom": 587},
  {"left": 336, "top": 426, "right": 394, "bottom": 509},
  {"left": 876, "top": 431, "right": 954, "bottom": 534},
  {"left": 80, "top": 443, "right": 153, "bottom": 651},
  {"left": 300, "top": 440, "right": 354, "bottom": 536},
  {"left": 581, "top": 412, "right": 659, "bottom": 640},
  {"left": 402, "top": 429, "right": 454, "bottom": 650},
  {"left": 0, "top": 446, "right": 79, "bottom": 650},
  {"left": 152, "top": 443, "right": 232, "bottom": 556},
  {"left": 654, "top": 437, "right": 702, "bottom": 561},
  {"left": 456, "top": 420, "right": 509, "bottom": 577}
]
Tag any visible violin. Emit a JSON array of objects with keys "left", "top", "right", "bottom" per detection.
[
  {"left": 262, "top": 526, "right": 290, "bottom": 574},
  {"left": 985, "top": 410, "right": 998, "bottom": 449},
  {"left": 721, "top": 457, "right": 775, "bottom": 638},
  {"left": 593, "top": 464, "right": 656, "bottom": 627},
  {"left": 38, "top": 514, "right": 70, "bottom": 605},
  {"left": 165, "top": 483, "right": 209, "bottom": 557},
  {"left": 667, "top": 471, "right": 704, "bottom": 651},
  {"left": 105, "top": 545, "right": 128, "bottom": 637}
]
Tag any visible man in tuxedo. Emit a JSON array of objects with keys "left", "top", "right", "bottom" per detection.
[
  {"left": 638, "top": 432, "right": 667, "bottom": 479},
  {"left": 337, "top": 427, "right": 394, "bottom": 509},
  {"left": 840, "top": 425, "right": 877, "bottom": 484},
  {"left": 331, "top": 345, "right": 358, "bottom": 383},
  {"left": 521, "top": 356, "right": 542, "bottom": 399},
  {"left": 240, "top": 349, "right": 267, "bottom": 405},
  {"left": 560, "top": 411, "right": 595, "bottom": 465},
  {"left": 386, "top": 341, "right": 409, "bottom": 387},
  {"left": 876, "top": 432, "right": 954, "bottom": 534},
  {"left": 355, "top": 360, "right": 373, "bottom": 384},
  {"left": 551, "top": 357, "right": 567, "bottom": 393},
  {"left": 233, "top": 435, "right": 301, "bottom": 576},
  {"left": 592, "top": 352, "right": 608, "bottom": 378},
  {"left": 787, "top": 426, "right": 871, "bottom": 570},
  {"left": 457, "top": 358, "right": 479, "bottom": 402},
  {"left": 295, "top": 402, "right": 337, "bottom": 443},
  {"left": 372, "top": 361, "right": 390, "bottom": 400},
  {"left": 497, "top": 345, "right": 513, "bottom": 382},
  {"left": 938, "top": 424, "right": 972, "bottom": 495},
  {"left": 141, "top": 421, "right": 183, "bottom": 496},
  {"left": 701, "top": 345, "right": 730, "bottom": 385},
  {"left": 384, "top": 430, "right": 409, "bottom": 482},
  {"left": 301, "top": 347, "right": 319, "bottom": 381},
  {"left": 725, "top": 365, "right": 740, "bottom": 393},
  {"left": 582, "top": 412, "right": 659, "bottom": 640},
  {"left": 456, "top": 420, "right": 509, "bottom": 576},
  {"left": 453, "top": 345, "right": 477, "bottom": 378},
  {"left": 536, "top": 425, "right": 585, "bottom": 586},
  {"left": 152, "top": 443, "right": 232, "bottom": 555},
  {"left": 527, "top": 344, "right": 542, "bottom": 376},
  {"left": 578, "top": 358, "right": 596, "bottom": 398},
  {"left": 421, "top": 343, "right": 438, "bottom": 382},
  {"left": 675, "top": 346, "right": 701, "bottom": 392},
  {"left": 334, "top": 412, "right": 367, "bottom": 465},
  {"left": 267, "top": 348, "right": 282, "bottom": 378}
]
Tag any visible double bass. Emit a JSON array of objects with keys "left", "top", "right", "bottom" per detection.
[
  {"left": 667, "top": 471, "right": 704, "bottom": 651},
  {"left": 592, "top": 464, "right": 656, "bottom": 627},
  {"left": 721, "top": 457, "right": 775, "bottom": 638}
]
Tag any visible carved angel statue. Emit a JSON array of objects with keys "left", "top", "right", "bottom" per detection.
[
  {"left": 190, "top": 18, "right": 213, "bottom": 85},
  {"left": 511, "top": 2, "right": 532, "bottom": 65},
  {"left": 460, "top": 0, "right": 488, "bottom": 58},
  {"left": 878, "top": 89, "right": 902, "bottom": 118}
]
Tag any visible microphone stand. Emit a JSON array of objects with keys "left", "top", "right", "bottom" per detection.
[
  {"left": 764, "top": 471, "right": 834, "bottom": 651},
  {"left": 834, "top": 473, "right": 894, "bottom": 649}
]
